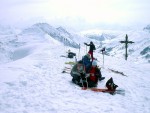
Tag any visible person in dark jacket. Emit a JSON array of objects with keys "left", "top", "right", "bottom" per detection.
[
  {"left": 82, "top": 53, "right": 92, "bottom": 73},
  {"left": 84, "top": 41, "right": 96, "bottom": 61},
  {"left": 70, "top": 60, "right": 86, "bottom": 87}
]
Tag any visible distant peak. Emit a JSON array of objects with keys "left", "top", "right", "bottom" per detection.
[
  {"left": 57, "top": 26, "right": 65, "bottom": 30},
  {"left": 32, "top": 23, "right": 53, "bottom": 28},
  {"left": 56, "top": 26, "right": 69, "bottom": 34},
  {"left": 143, "top": 24, "right": 150, "bottom": 32}
]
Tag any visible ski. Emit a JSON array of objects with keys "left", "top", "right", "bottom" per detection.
[
  {"left": 62, "top": 66, "right": 72, "bottom": 73},
  {"left": 108, "top": 68, "right": 127, "bottom": 77},
  {"left": 64, "top": 67, "right": 72, "bottom": 69},
  {"left": 62, "top": 70, "right": 70, "bottom": 74},
  {"left": 65, "top": 61, "right": 76, "bottom": 65},
  {"left": 81, "top": 87, "right": 125, "bottom": 95},
  {"left": 60, "top": 55, "right": 67, "bottom": 58}
]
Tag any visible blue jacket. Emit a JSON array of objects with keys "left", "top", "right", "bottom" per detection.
[{"left": 82, "top": 55, "right": 91, "bottom": 72}]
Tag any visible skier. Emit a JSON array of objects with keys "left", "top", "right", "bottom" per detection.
[
  {"left": 84, "top": 41, "right": 96, "bottom": 61},
  {"left": 101, "top": 47, "right": 105, "bottom": 54}
]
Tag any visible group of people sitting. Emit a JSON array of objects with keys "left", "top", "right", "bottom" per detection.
[
  {"left": 70, "top": 53, "right": 118, "bottom": 90},
  {"left": 70, "top": 53, "right": 105, "bottom": 88}
]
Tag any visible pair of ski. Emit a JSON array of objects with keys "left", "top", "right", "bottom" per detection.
[
  {"left": 108, "top": 68, "right": 127, "bottom": 77},
  {"left": 62, "top": 67, "right": 71, "bottom": 73},
  {"left": 81, "top": 87, "right": 125, "bottom": 95}
]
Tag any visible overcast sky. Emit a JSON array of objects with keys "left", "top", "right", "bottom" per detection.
[{"left": 0, "top": 0, "right": 150, "bottom": 31}]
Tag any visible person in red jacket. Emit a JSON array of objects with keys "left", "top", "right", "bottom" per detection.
[{"left": 86, "top": 60, "right": 105, "bottom": 87}]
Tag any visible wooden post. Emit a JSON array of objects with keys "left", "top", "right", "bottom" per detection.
[
  {"left": 101, "top": 47, "right": 105, "bottom": 67},
  {"left": 120, "top": 34, "right": 134, "bottom": 60}
]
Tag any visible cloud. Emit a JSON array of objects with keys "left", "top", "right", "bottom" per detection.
[{"left": 0, "top": 0, "right": 150, "bottom": 30}]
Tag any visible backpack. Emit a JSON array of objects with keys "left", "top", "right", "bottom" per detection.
[
  {"left": 68, "top": 52, "right": 76, "bottom": 58},
  {"left": 93, "top": 44, "right": 96, "bottom": 50},
  {"left": 89, "top": 67, "right": 98, "bottom": 83},
  {"left": 106, "top": 77, "right": 118, "bottom": 90}
]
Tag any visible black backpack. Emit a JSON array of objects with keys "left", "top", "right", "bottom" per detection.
[
  {"left": 68, "top": 52, "right": 76, "bottom": 58},
  {"left": 106, "top": 77, "right": 118, "bottom": 90},
  {"left": 93, "top": 44, "right": 96, "bottom": 50}
]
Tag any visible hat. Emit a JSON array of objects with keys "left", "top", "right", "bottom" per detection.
[
  {"left": 92, "top": 60, "right": 97, "bottom": 66},
  {"left": 86, "top": 53, "right": 91, "bottom": 59}
]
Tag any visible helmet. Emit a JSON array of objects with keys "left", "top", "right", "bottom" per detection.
[{"left": 92, "top": 60, "right": 97, "bottom": 66}]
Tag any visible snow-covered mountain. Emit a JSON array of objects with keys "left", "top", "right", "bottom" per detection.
[
  {"left": 0, "top": 23, "right": 150, "bottom": 113},
  {"left": 84, "top": 32, "right": 117, "bottom": 41},
  {"left": 143, "top": 24, "right": 150, "bottom": 33},
  {"left": 21, "top": 23, "right": 80, "bottom": 48},
  {"left": 1, "top": 23, "right": 149, "bottom": 64},
  {"left": 0, "top": 23, "right": 83, "bottom": 64},
  {"left": 82, "top": 28, "right": 150, "bottom": 63}
]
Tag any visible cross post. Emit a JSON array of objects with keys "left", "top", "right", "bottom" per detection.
[
  {"left": 120, "top": 34, "right": 134, "bottom": 60},
  {"left": 101, "top": 47, "right": 105, "bottom": 67}
]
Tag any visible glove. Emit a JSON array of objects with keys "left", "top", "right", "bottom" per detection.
[
  {"left": 84, "top": 42, "right": 87, "bottom": 45},
  {"left": 72, "top": 72, "right": 80, "bottom": 76},
  {"left": 85, "top": 74, "right": 90, "bottom": 78},
  {"left": 80, "top": 71, "right": 85, "bottom": 74}
]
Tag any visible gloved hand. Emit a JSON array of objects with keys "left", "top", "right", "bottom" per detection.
[
  {"left": 72, "top": 72, "right": 80, "bottom": 76},
  {"left": 80, "top": 73, "right": 86, "bottom": 78},
  {"left": 84, "top": 42, "right": 87, "bottom": 45},
  {"left": 85, "top": 73, "right": 90, "bottom": 78}
]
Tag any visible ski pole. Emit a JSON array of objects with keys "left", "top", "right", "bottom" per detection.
[
  {"left": 86, "top": 45, "right": 87, "bottom": 54},
  {"left": 78, "top": 43, "right": 80, "bottom": 60},
  {"left": 80, "top": 77, "right": 84, "bottom": 87},
  {"left": 75, "top": 56, "right": 77, "bottom": 63},
  {"left": 86, "top": 77, "right": 88, "bottom": 88},
  {"left": 102, "top": 53, "right": 104, "bottom": 67}
]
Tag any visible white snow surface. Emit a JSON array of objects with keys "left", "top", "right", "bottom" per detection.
[{"left": 0, "top": 26, "right": 150, "bottom": 113}]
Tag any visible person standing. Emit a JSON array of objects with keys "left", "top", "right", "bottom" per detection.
[{"left": 84, "top": 41, "right": 96, "bottom": 61}]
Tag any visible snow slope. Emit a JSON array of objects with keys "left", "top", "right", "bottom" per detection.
[{"left": 0, "top": 24, "right": 150, "bottom": 113}]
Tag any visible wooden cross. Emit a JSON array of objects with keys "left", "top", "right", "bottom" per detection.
[{"left": 120, "top": 34, "right": 134, "bottom": 60}]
